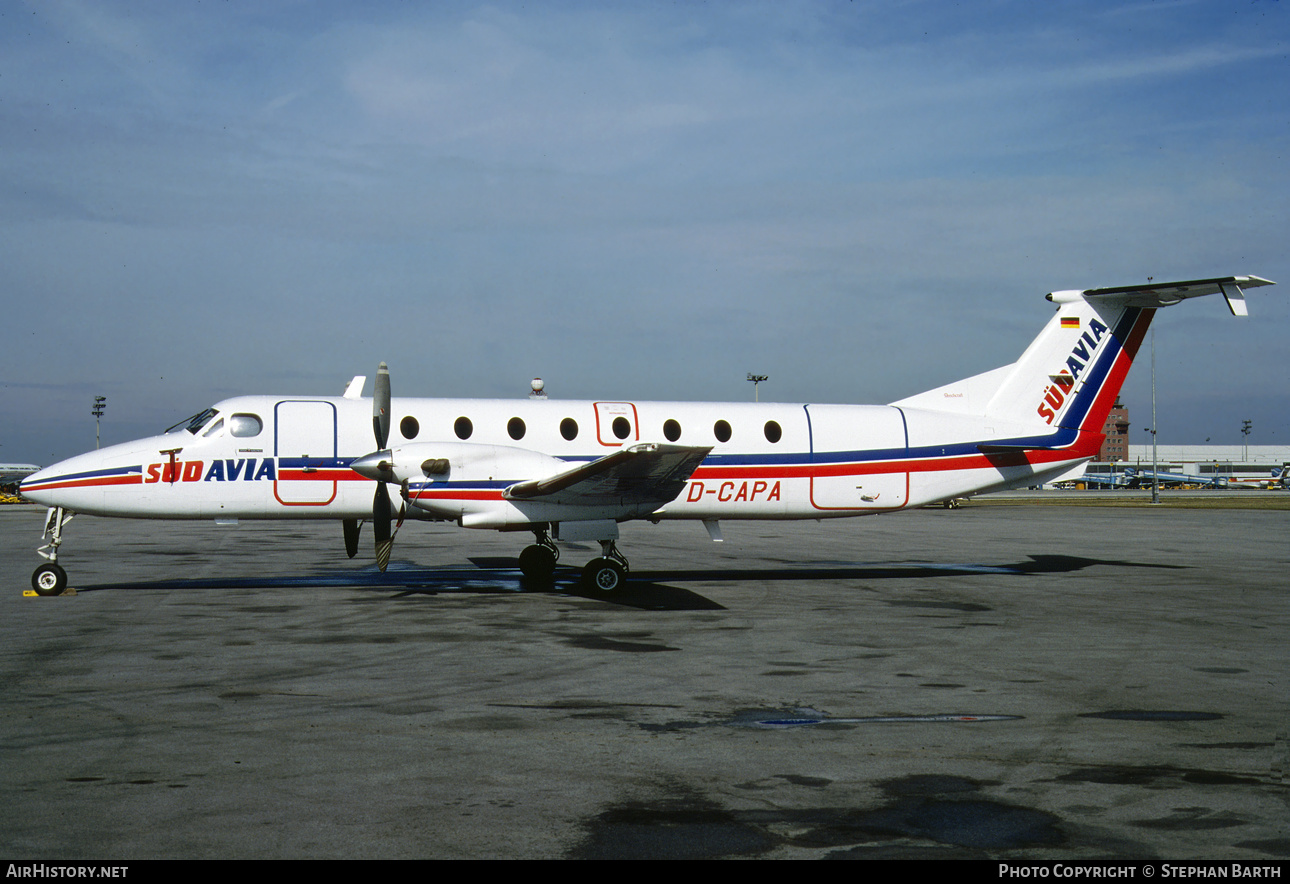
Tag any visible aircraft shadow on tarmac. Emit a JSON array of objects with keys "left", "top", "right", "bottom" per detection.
[{"left": 73, "top": 553, "right": 1184, "bottom": 612}]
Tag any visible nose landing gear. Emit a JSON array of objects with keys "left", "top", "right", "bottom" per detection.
[{"left": 31, "top": 507, "right": 73, "bottom": 596}]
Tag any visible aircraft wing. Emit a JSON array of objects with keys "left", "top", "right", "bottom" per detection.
[
  {"left": 503, "top": 443, "right": 711, "bottom": 507},
  {"left": 1079, "top": 275, "right": 1274, "bottom": 316}
]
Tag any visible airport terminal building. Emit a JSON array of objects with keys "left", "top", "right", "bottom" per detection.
[
  {"left": 1082, "top": 444, "right": 1290, "bottom": 488},
  {"left": 1084, "top": 400, "right": 1286, "bottom": 488}
]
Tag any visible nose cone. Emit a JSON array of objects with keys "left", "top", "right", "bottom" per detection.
[
  {"left": 18, "top": 455, "right": 117, "bottom": 509},
  {"left": 17, "top": 436, "right": 162, "bottom": 512},
  {"left": 18, "top": 465, "right": 56, "bottom": 503},
  {"left": 350, "top": 450, "right": 396, "bottom": 482}
]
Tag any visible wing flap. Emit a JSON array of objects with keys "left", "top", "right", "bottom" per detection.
[{"left": 504, "top": 443, "right": 712, "bottom": 507}]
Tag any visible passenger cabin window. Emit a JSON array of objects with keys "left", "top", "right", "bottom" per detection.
[
  {"left": 455, "top": 416, "right": 473, "bottom": 440},
  {"left": 714, "top": 420, "right": 732, "bottom": 443},
  {"left": 229, "top": 413, "right": 262, "bottom": 438},
  {"left": 663, "top": 419, "right": 681, "bottom": 442},
  {"left": 764, "top": 420, "right": 782, "bottom": 443},
  {"left": 560, "top": 418, "right": 578, "bottom": 441},
  {"left": 400, "top": 416, "right": 420, "bottom": 440},
  {"left": 508, "top": 417, "right": 526, "bottom": 440},
  {"left": 612, "top": 416, "right": 631, "bottom": 440}
]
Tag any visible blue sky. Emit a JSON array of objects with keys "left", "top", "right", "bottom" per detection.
[{"left": 2, "top": 0, "right": 1287, "bottom": 465}]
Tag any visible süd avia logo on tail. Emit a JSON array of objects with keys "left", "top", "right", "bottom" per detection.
[{"left": 1037, "top": 317, "right": 1109, "bottom": 424}]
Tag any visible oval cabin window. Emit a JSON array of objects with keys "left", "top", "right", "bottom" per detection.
[
  {"left": 454, "top": 416, "right": 473, "bottom": 440},
  {"left": 663, "top": 419, "right": 681, "bottom": 442},
  {"left": 508, "top": 417, "right": 526, "bottom": 440},
  {"left": 714, "top": 420, "right": 732, "bottom": 443}
]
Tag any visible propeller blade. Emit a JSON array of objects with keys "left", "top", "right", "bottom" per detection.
[
  {"left": 342, "top": 518, "right": 360, "bottom": 559},
  {"left": 376, "top": 538, "right": 393, "bottom": 573},
  {"left": 373, "top": 362, "right": 391, "bottom": 450},
  {"left": 368, "top": 361, "right": 395, "bottom": 571},
  {"left": 374, "top": 481, "right": 393, "bottom": 571}
]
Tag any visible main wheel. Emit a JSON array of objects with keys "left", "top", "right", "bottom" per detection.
[
  {"left": 582, "top": 557, "right": 626, "bottom": 593},
  {"left": 518, "top": 544, "right": 557, "bottom": 580},
  {"left": 32, "top": 563, "right": 67, "bottom": 596}
]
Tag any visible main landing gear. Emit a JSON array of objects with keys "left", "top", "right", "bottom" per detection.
[
  {"left": 583, "top": 540, "right": 629, "bottom": 592},
  {"left": 31, "top": 507, "right": 73, "bottom": 596},
  {"left": 518, "top": 529, "right": 560, "bottom": 581},
  {"left": 517, "top": 528, "right": 630, "bottom": 592}
]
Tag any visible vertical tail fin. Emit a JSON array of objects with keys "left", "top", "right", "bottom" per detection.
[
  {"left": 892, "top": 276, "right": 1271, "bottom": 451},
  {"left": 984, "top": 293, "right": 1151, "bottom": 436}
]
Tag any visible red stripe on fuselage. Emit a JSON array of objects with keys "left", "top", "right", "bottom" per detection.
[
  {"left": 22, "top": 475, "right": 141, "bottom": 492},
  {"left": 691, "top": 447, "right": 1082, "bottom": 481},
  {"left": 277, "top": 469, "right": 367, "bottom": 482}
]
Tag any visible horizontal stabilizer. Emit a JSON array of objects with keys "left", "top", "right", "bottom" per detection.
[
  {"left": 1051, "top": 275, "right": 1274, "bottom": 310},
  {"left": 504, "top": 443, "right": 711, "bottom": 507}
]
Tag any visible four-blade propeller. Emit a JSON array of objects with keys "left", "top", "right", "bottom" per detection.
[{"left": 351, "top": 362, "right": 403, "bottom": 572}]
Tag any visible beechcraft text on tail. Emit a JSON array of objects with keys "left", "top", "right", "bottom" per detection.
[{"left": 20, "top": 275, "right": 1274, "bottom": 595}]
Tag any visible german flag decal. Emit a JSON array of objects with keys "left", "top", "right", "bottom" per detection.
[{"left": 1061, "top": 316, "right": 1080, "bottom": 329}]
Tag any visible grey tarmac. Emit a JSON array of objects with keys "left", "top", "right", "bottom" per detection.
[{"left": 0, "top": 499, "right": 1286, "bottom": 860}]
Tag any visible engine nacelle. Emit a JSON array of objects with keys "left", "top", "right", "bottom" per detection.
[{"left": 352, "top": 441, "right": 568, "bottom": 487}]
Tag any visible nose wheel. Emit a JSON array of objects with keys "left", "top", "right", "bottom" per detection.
[
  {"left": 32, "top": 562, "right": 68, "bottom": 596},
  {"left": 31, "top": 507, "right": 73, "bottom": 596}
]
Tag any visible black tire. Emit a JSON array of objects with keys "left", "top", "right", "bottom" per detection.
[
  {"left": 32, "top": 563, "right": 67, "bottom": 596},
  {"left": 519, "top": 545, "right": 557, "bottom": 580},
  {"left": 582, "top": 557, "right": 626, "bottom": 593}
]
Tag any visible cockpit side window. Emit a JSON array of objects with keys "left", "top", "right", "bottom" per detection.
[
  {"left": 229, "top": 413, "right": 263, "bottom": 438},
  {"left": 165, "top": 407, "right": 219, "bottom": 435},
  {"left": 201, "top": 418, "right": 225, "bottom": 438}
]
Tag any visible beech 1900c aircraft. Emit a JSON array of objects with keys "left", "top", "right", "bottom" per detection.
[{"left": 20, "top": 275, "right": 1274, "bottom": 595}]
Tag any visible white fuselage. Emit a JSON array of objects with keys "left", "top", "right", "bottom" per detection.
[{"left": 20, "top": 394, "right": 1090, "bottom": 527}]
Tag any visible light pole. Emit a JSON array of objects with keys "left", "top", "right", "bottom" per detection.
[
  {"left": 746, "top": 373, "right": 768, "bottom": 402},
  {"left": 1149, "top": 327, "right": 1159, "bottom": 504},
  {"left": 1241, "top": 419, "right": 1252, "bottom": 462},
  {"left": 93, "top": 396, "right": 106, "bottom": 449}
]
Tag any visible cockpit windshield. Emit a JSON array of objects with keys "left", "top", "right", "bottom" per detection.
[{"left": 164, "top": 407, "right": 220, "bottom": 435}]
